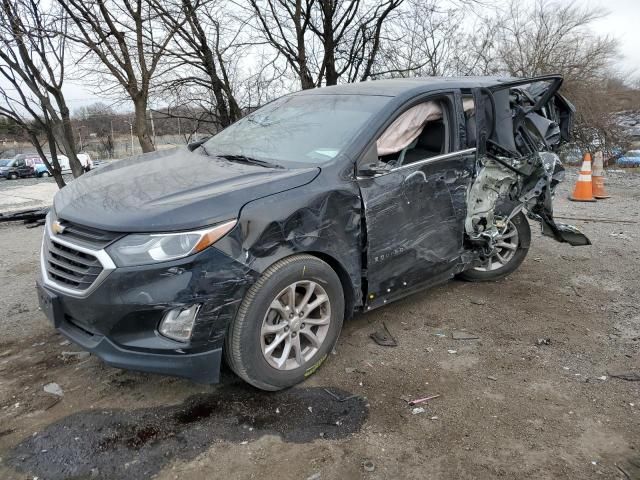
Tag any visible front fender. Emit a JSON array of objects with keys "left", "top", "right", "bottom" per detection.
[{"left": 214, "top": 182, "right": 364, "bottom": 309}]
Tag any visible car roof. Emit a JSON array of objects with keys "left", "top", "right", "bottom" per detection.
[{"left": 295, "top": 75, "right": 559, "bottom": 97}]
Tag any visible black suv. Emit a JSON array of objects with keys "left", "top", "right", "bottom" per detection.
[
  {"left": 37, "top": 75, "right": 589, "bottom": 390},
  {"left": 1, "top": 154, "right": 37, "bottom": 179}
]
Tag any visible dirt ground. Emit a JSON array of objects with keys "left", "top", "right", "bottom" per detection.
[{"left": 0, "top": 169, "right": 638, "bottom": 480}]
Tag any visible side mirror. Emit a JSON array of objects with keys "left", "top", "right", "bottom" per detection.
[
  {"left": 357, "top": 142, "right": 390, "bottom": 177},
  {"left": 187, "top": 137, "right": 211, "bottom": 151},
  {"left": 358, "top": 161, "right": 392, "bottom": 177}
]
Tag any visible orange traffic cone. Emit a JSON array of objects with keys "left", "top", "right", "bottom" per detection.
[
  {"left": 592, "top": 151, "right": 610, "bottom": 199},
  {"left": 569, "top": 153, "right": 596, "bottom": 202}
]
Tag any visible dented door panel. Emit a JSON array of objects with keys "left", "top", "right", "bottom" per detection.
[{"left": 359, "top": 151, "right": 474, "bottom": 308}]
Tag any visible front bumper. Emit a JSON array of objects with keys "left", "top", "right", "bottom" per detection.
[
  {"left": 50, "top": 301, "right": 223, "bottom": 383},
  {"left": 38, "top": 240, "right": 259, "bottom": 384}
]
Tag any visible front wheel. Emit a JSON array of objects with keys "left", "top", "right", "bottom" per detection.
[
  {"left": 459, "top": 212, "right": 531, "bottom": 282},
  {"left": 225, "top": 254, "right": 344, "bottom": 391}
]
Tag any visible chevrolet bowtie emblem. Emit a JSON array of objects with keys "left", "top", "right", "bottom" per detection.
[{"left": 52, "top": 221, "right": 66, "bottom": 235}]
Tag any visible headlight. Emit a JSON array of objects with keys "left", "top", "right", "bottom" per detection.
[{"left": 106, "top": 219, "right": 237, "bottom": 267}]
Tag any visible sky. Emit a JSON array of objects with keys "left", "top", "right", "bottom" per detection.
[
  {"left": 587, "top": 0, "right": 640, "bottom": 75},
  {"left": 14, "top": 0, "right": 640, "bottom": 111}
]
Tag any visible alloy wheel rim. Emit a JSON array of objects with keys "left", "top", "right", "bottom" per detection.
[
  {"left": 260, "top": 280, "right": 331, "bottom": 371},
  {"left": 474, "top": 219, "right": 520, "bottom": 272}
]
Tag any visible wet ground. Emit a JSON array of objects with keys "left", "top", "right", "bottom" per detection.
[
  {"left": 0, "top": 169, "right": 639, "bottom": 479},
  {"left": 7, "top": 386, "right": 367, "bottom": 479}
]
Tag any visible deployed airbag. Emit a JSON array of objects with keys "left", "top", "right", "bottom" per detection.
[{"left": 377, "top": 102, "right": 442, "bottom": 156}]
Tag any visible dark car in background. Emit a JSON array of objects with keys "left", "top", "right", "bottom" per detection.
[
  {"left": 37, "top": 75, "right": 589, "bottom": 391},
  {"left": 0, "top": 154, "right": 38, "bottom": 179}
]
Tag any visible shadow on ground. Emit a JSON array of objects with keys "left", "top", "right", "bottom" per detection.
[{"left": 7, "top": 384, "right": 367, "bottom": 480}]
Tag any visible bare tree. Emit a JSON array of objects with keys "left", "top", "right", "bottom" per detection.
[
  {"left": 0, "top": 0, "right": 85, "bottom": 181},
  {"left": 0, "top": 80, "right": 68, "bottom": 188},
  {"left": 493, "top": 0, "right": 620, "bottom": 150},
  {"left": 372, "top": 0, "right": 465, "bottom": 78},
  {"left": 247, "top": 0, "right": 403, "bottom": 89},
  {"left": 150, "top": 0, "right": 242, "bottom": 128},
  {"left": 59, "top": 0, "right": 180, "bottom": 152}
]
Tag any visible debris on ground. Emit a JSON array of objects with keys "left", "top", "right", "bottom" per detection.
[
  {"left": 345, "top": 367, "right": 357, "bottom": 373},
  {"left": 536, "top": 338, "right": 552, "bottom": 346},
  {"left": 362, "top": 460, "right": 375, "bottom": 472},
  {"left": 60, "top": 351, "right": 90, "bottom": 361},
  {"left": 43, "top": 382, "right": 64, "bottom": 397},
  {"left": 608, "top": 371, "right": 640, "bottom": 381},
  {"left": 470, "top": 299, "right": 486, "bottom": 305},
  {"left": 369, "top": 322, "right": 397, "bottom": 347},
  {"left": 487, "top": 376, "right": 498, "bottom": 381},
  {"left": 408, "top": 394, "right": 440, "bottom": 406},
  {"left": 411, "top": 407, "right": 426, "bottom": 415},
  {"left": 447, "top": 350, "right": 457, "bottom": 354},
  {"left": 452, "top": 331, "right": 479, "bottom": 340},
  {"left": 609, "top": 231, "right": 631, "bottom": 240},
  {"left": 323, "top": 388, "right": 360, "bottom": 403},
  {"left": 306, "top": 473, "right": 321, "bottom": 480},
  {"left": 0, "top": 207, "right": 49, "bottom": 225}
]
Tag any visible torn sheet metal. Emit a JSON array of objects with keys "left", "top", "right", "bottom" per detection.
[{"left": 463, "top": 79, "right": 589, "bottom": 255}]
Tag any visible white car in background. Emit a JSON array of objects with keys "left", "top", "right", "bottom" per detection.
[{"left": 33, "top": 152, "right": 93, "bottom": 177}]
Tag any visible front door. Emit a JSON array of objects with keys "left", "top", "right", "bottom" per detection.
[{"left": 357, "top": 93, "right": 475, "bottom": 308}]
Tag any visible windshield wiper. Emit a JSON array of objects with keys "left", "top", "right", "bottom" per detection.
[{"left": 217, "top": 154, "right": 283, "bottom": 169}]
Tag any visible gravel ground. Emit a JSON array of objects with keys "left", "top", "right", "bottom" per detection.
[
  {"left": 0, "top": 174, "right": 73, "bottom": 189},
  {"left": 0, "top": 169, "right": 638, "bottom": 480}
]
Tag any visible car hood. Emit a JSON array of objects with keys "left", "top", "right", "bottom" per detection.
[{"left": 54, "top": 147, "right": 320, "bottom": 232}]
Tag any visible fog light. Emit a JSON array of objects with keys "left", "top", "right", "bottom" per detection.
[{"left": 159, "top": 304, "right": 201, "bottom": 342}]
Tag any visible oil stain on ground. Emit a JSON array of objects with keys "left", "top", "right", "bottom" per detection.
[{"left": 7, "top": 385, "right": 367, "bottom": 480}]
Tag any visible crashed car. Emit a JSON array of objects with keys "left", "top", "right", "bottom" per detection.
[{"left": 36, "top": 75, "right": 589, "bottom": 391}]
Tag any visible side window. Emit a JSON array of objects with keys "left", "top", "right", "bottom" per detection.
[
  {"left": 376, "top": 97, "right": 451, "bottom": 168},
  {"left": 15, "top": 159, "right": 25, "bottom": 167}
]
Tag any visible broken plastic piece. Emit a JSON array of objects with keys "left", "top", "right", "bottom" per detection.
[
  {"left": 608, "top": 372, "right": 640, "bottom": 382},
  {"left": 408, "top": 394, "right": 440, "bottom": 406},
  {"left": 369, "top": 322, "right": 397, "bottom": 347}
]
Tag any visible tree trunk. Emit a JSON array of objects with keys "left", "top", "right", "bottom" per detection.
[
  {"left": 57, "top": 101, "right": 85, "bottom": 177},
  {"left": 294, "top": 0, "right": 315, "bottom": 90},
  {"left": 133, "top": 97, "right": 155, "bottom": 153},
  {"left": 322, "top": 1, "right": 338, "bottom": 85},
  {"left": 29, "top": 131, "right": 66, "bottom": 189}
]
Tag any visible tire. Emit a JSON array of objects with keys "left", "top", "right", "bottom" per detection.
[
  {"left": 458, "top": 211, "right": 531, "bottom": 282},
  {"left": 46, "top": 172, "right": 52, "bottom": 177},
  {"left": 7, "top": 172, "right": 18, "bottom": 180},
  {"left": 225, "top": 254, "right": 344, "bottom": 391}
]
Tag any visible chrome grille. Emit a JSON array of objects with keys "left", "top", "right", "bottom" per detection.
[
  {"left": 44, "top": 235, "right": 103, "bottom": 290},
  {"left": 41, "top": 215, "right": 116, "bottom": 296}
]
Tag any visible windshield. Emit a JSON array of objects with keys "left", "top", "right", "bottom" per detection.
[
  {"left": 204, "top": 94, "right": 389, "bottom": 167},
  {"left": 626, "top": 150, "right": 640, "bottom": 157},
  {"left": 0, "top": 159, "right": 9, "bottom": 167}
]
